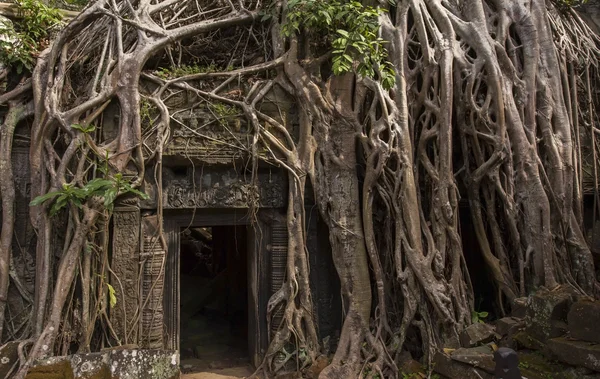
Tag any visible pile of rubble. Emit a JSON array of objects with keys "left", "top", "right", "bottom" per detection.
[{"left": 432, "top": 285, "right": 600, "bottom": 379}]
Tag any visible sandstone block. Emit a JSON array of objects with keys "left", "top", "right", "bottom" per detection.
[
  {"left": 526, "top": 286, "right": 578, "bottom": 342},
  {"left": 433, "top": 351, "right": 493, "bottom": 379},
  {"left": 460, "top": 323, "right": 496, "bottom": 347},
  {"left": 567, "top": 300, "right": 600, "bottom": 343},
  {"left": 0, "top": 341, "right": 19, "bottom": 379},
  {"left": 450, "top": 344, "right": 495, "bottom": 373},
  {"left": 496, "top": 317, "right": 524, "bottom": 336},
  {"left": 547, "top": 337, "right": 600, "bottom": 372}
]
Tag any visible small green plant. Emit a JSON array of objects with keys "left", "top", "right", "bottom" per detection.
[
  {"left": 16, "top": 0, "right": 63, "bottom": 40},
  {"left": 281, "top": 0, "right": 396, "bottom": 89},
  {"left": 140, "top": 98, "right": 156, "bottom": 126},
  {"left": 30, "top": 174, "right": 148, "bottom": 215},
  {"left": 471, "top": 310, "right": 489, "bottom": 324},
  {"left": 71, "top": 123, "right": 96, "bottom": 134},
  {"left": 518, "top": 361, "right": 530, "bottom": 369},
  {"left": 30, "top": 131, "right": 149, "bottom": 217},
  {"left": 154, "top": 63, "right": 221, "bottom": 79},
  {"left": 401, "top": 373, "right": 419, "bottom": 379},
  {"left": 208, "top": 102, "right": 238, "bottom": 127},
  {"left": 0, "top": 0, "right": 62, "bottom": 72}
]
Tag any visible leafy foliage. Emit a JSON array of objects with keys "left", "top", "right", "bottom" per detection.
[
  {"left": 30, "top": 174, "right": 149, "bottom": 216},
  {"left": 16, "top": 0, "right": 63, "bottom": 40},
  {"left": 0, "top": 0, "right": 62, "bottom": 73},
  {"left": 281, "top": 0, "right": 396, "bottom": 89}
]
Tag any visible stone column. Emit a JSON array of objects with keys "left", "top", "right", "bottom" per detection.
[
  {"left": 110, "top": 198, "right": 141, "bottom": 345},
  {"left": 140, "top": 215, "right": 165, "bottom": 349}
]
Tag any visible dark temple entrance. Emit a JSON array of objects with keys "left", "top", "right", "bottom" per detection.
[
  {"left": 163, "top": 210, "right": 272, "bottom": 371},
  {"left": 179, "top": 225, "right": 249, "bottom": 371}
]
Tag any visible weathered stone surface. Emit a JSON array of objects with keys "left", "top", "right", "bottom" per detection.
[
  {"left": 148, "top": 167, "right": 287, "bottom": 210},
  {"left": 516, "top": 350, "right": 600, "bottom": 379},
  {"left": 547, "top": 337, "right": 600, "bottom": 372},
  {"left": 460, "top": 323, "right": 496, "bottom": 347},
  {"left": 512, "top": 331, "right": 545, "bottom": 351},
  {"left": 28, "top": 349, "right": 179, "bottom": 379},
  {"left": 526, "top": 286, "right": 579, "bottom": 342},
  {"left": 511, "top": 297, "right": 528, "bottom": 318},
  {"left": 433, "top": 352, "right": 493, "bottom": 379},
  {"left": 0, "top": 341, "right": 19, "bottom": 378},
  {"left": 567, "top": 300, "right": 600, "bottom": 343},
  {"left": 450, "top": 344, "right": 495, "bottom": 373},
  {"left": 496, "top": 317, "right": 524, "bottom": 336},
  {"left": 110, "top": 203, "right": 141, "bottom": 344},
  {"left": 25, "top": 360, "right": 75, "bottom": 379}
]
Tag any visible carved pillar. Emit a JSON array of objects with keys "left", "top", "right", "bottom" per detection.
[
  {"left": 269, "top": 219, "right": 287, "bottom": 340},
  {"left": 110, "top": 199, "right": 141, "bottom": 345},
  {"left": 140, "top": 215, "right": 165, "bottom": 349}
]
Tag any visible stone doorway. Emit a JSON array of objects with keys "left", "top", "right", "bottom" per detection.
[
  {"left": 162, "top": 209, "right": 274, "bottom": 372},
  {"left": 179, "top": 225, "right": 249, "bottom": 371}
]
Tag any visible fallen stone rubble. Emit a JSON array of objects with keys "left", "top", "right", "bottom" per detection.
[{"left": 432, "top": 285, "right": 600, "bottom": 379}]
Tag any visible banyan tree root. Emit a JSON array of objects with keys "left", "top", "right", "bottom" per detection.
[{"left": 1, "top": 0, "right": 599, "bottom": 377}]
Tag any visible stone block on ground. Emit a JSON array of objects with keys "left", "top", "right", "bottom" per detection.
[
  {"left": 496, "top": 317, "right": 524, "bottom": 336},
  {"left": 526, "top": 285, "right": 579, "bottom": 342},
  {"left": 432, "top": 351, "right": 493, "bottom": 379},
  {"left": 27, "top": 349, "right": 179, "bottom": 379},
  {"left": 460, "top": 323, "right": 496, "bottom": 347},
  {"left": 25, "top": 360, "right": 75, "bottom": 379},
  {"left": 0, "top": 341, "right": 19, "bottom": 379},
  {"left": 547, "top": 337, "right": 600, "bottom": 372},
  {"left": 449, "top": 344, "right": 495, "bottom": 373},
  {"left": 567, "top": 300, "right": 600, "bottom": 343},
  {"left": 511, "top": 331, "right": 545, "bottom": 351},
  {"left": 511, "top": 297, "right": 528, "bottom": 318}
]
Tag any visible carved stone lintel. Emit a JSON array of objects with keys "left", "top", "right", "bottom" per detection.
[{"left": 160, "top": 168, "right": 286, "bottom": 209}]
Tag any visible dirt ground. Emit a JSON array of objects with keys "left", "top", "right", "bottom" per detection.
[{"left": 180, "top": 366, "right": 254, "bottom": 379}]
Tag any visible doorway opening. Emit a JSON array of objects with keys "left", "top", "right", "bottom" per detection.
[
  {"left": 459, "top": 205, "right": 499, "bottom": 320},
  {"left": 179, "top": 225, "right": 250, "bottom": 372}
]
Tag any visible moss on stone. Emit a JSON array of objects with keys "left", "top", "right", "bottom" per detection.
[{"left": 25, "top": 360, "right": 75, "bottom": 379}]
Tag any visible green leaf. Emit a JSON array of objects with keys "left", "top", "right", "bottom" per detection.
[
  {"left": 50, "top": 195, "right": 68, "bottom": 216},
  {"left": 83, "top": 178, "right": 113, "bottom": 195},
  {"left": 478, "top": 311, "right": 489, "bottom": 318},
  {"left": 71, "top": 123, "right": 96, "bottom": 133},
  {"left": 30, "top": 190, "right": 61, "bottom": 206},
  {"left": 103, "top": 188, "right": 118, "bottom": 208},
  {"left": 107, "top": 283, "right": 117, "bottom": 308},
  {"left": 336, "top": 29, "right": 349, "bottom": 37}
]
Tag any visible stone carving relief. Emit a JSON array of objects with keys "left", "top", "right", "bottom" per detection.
[
  {"left": 111, "top": 203, "right": 141, "bottom": 343},
  {"left": 164, "top": 109, "right": 251, "bottom": 164},
  {"left": 140, "top": 215, "right": 165, "bottom": 349},
  {"left": 152, "top": 166, "right": 286, "bottom": 209}
]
